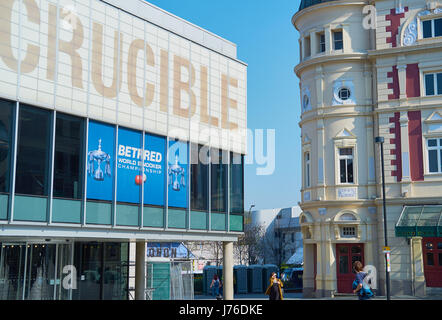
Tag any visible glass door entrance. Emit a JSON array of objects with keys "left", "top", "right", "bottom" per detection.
[
  {"left": 0, "top": 244, "right": 26, "bottom": 300},
  {"left": 24, "top": 244, "right": 56, "bottom": 300},
  {"left": 0, "top": 242, "right": 74, "bottom": 300},
  {"left": 0, "top": 241, "right": 128, "bottom": 300},
  {"left": 73, "top": 242, "right": 129, "bottom": 300}
]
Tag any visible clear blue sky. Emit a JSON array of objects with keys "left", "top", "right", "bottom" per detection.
[{"left": 147, "top": 0, "right": 302, "bottom": 211}]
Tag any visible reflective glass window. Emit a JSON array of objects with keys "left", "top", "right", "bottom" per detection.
[
  {"left": 339, "top": 148, "right": 354, "bottom": 183},
  {"left": 211, "top": 148, "right": 227, "bottom": 213},
  {"left": 15, "top": 105, "right": 51, "bottom": 196},
  {"left": 351, "top": 246, "right": 361, "bottom": 254},
  {"left": 333, "top": 31, "right": 343, "bottom": 50},
  {"left": 435, "top": 18, "right": 442, "bottom": 37},
  {"left": 425, "top": 74, "right": 435, "bottom": 96},
  {"left": 427, "top": 252, "right": 434, "bottom": 266},
  {"left": 230, "top": 152, "right": 244, "bottom": 214},
  {"left": 319, "top": 33, "right": 325, "bottom": 52},
  {"left": 0, "top": 99, "right": 13, "bottom": 193},
  {"left": 423, "top": 20, "right": 432, "bottom": 38},
  {"left": 53, "top": 113, "right": 84, "bottom": 199},
  {"left": 339, "top": 256, "right": 348, "bottom": 274},
  {"left": 438, "top": 73, "right": 442, "bottom": 94},
  {"left": 191, "top": 144, "right": 209, "bottom": 211}
]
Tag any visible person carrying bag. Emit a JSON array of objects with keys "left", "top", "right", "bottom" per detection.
[{"left": 352, "top": 261, "right": 374, "bottom": 300}]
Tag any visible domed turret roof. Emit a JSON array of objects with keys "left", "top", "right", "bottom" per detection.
[{"left": 298, "top": 0, "right": 338, "bottom": 11}]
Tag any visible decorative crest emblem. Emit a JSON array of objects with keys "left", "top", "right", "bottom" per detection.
[
  {"left": 87, "top": 139, "right": 111, "bottom": 181},
  {"left": 168, "top": 154, "right": 185, "bottom": 191}
]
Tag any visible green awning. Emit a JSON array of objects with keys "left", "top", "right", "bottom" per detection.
[{"left": 395, "top": 205, "right": 442, "bottom": 238}]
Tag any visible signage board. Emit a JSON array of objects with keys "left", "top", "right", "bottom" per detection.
[{"left": 87, "top": 121, "right": 115, "bottom": 201}]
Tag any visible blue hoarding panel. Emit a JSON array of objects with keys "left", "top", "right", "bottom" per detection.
[
  {"left": 117, "top": 127, "right": 142, "bottom": 204},
  {"left": 144, "top": 134, "right": 165, "bottom": 206},
  {"left": 146, "top": 242, "right": 195, "bottom": 259},
  {"left": 87, "top": 121, "right": 115, "bottom": 201},
  {"left": 167, "top": 140, "right": 188, "bottom": 208}
]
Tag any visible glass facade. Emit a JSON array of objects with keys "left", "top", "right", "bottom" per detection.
[
  {"left": 191, "top": 144, "right": 209, "bottom": 212},
  {"left": 0, "top": 99, "right": 244, "bottom": 231},
  {"left": 0, "top": 241, "right": 128, "bottom": 300},
  {"left": 0, "top": 100, "right": 13, "bottom": 220},
  {"left": 14, "top": 105, "right": 51, "bottom": 221},
  {"left": 53, "top": 113, "right": 84, "bottom": 200},
  {"left": 15, "top": 105, "right": 51, "bottom": 197},
  {"left": 52, "top": 113, "right": 84, "bottom": 223},
  {"left": 190, "top": 144, "right": 209, "bottom": 230},
  {"left": 211, "top": 148, "right": 228, "bottom": 213}
]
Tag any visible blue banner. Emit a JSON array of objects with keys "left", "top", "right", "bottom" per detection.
[
  {"left": 87, "top": 121, "right": 115, "bottom": 201},
  {"left": 146, "top": 242, "right": 195, "bottom": 259},
  {"left": 117, "top": 127, "right": 142, "bottom": 204},
  {"left": 144, "top": 133, "right": 165, "bottom": 206},
  {"left": 167, "top": 140, "right": 188, "bottom": 208}
]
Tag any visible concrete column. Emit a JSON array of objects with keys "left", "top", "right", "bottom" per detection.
[
  {"left": 135, "top": 241, "right": 146, "bottom": 300},
  {"left": 342, "top": 24, "right": 351, "bottom": 53},
  {"left": 397, "top": 55, "right": 407, "bottom": 100},
  {"left": 399, "top": 112, "right": 411, "bottom": 194},
  {"left": 323, "top": 239, "right": 336, "bottom": 296},
  {"left": 325, "top": 25, "right": 332, "bottom": 53},
  {"left": 315, "top": 65, "right": 324, "bottom": 108},
  {"left": 411, "top": 237, "right": 426, "bottom": 296},
  {"left": 302, "top": 243, "right": 315, "bottom": 298},
  {"left": 310, "top": 30, "right": 317, "bottom": 56},
  {"left": 316, "top": 118, "right": 325, "bottom": 201},
  {"left": 301, "top": 36, "right": 306, "bottom": 61},
  {"left": 222, "top": 241, "right": 234, "bottom": 300}
]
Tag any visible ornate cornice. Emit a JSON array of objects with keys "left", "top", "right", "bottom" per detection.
[{"left": 294, "top": 52, "right": 368, "bottom": 77}]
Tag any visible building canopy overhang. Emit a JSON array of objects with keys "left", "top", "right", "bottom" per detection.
[{"left": 395, "top": 205, "right": 442, "bottom": 238}]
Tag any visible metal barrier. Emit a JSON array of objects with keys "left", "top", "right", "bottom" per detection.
[{"left": 128, "top": 260, "right": 193, "bottom": 300}]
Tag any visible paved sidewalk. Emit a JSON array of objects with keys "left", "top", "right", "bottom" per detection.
[
  {"left": 195, "top": 292, "right": 442, "bottom": 300},
  {"left": 195, "top": 292, "right": 303, "bottom": 300}
]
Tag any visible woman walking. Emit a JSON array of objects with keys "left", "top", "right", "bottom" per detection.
[
  {"left": 265, "top": 272, "right": 283, "bottom": 300},
  {"left": 352, "top": 261, "right": 374, "bottom": 300}
]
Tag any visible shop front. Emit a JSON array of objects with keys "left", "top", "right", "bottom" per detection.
[
  {"left": 0, "top": 240, "right": 129, "bottom": 300},
  {"left": 396, "top": 205, "right": 442, "bottom": 290}
]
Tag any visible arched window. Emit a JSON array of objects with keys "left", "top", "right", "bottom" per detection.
[{"left": 339, "top": 212, "right": 357, "bottom": 221}]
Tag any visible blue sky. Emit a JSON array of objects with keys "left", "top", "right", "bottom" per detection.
[{"left": 147, "top": 0, "right": 302, "bottom": 211}]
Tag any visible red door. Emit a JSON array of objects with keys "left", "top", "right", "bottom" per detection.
[
  {"left": 423, "top": 237, "right": 442, "bottom": 287},
  {"left": 336, "top": 243, "right": 364, "bottom": 293}
]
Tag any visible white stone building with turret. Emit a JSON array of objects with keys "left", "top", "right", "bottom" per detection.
[{"left": 293, "top": 0, "right": 442, "bottom": 298}]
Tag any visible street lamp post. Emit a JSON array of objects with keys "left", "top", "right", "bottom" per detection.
[
  {"left": 248, "top": 204, "right": 255, "bottom": 223},
  {"left": 247, "top": 204, "right": 255, "bottom": 264},
  {"left": 375, "top": 136, "right": 391, "bottom": 300}
]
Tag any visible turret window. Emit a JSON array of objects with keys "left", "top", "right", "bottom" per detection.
[
  {"left": 333, "top": 30, "right": 343, "bottom": 50},
  {"left": 305, "top": 152, "right": 311, "bottom": 188},
  {"left": 339, "top": 148, "right": 354, "bottom": 184},
  {"left": 319, "top": 33, "right": 325, "bottom": 53},
  {"left": 422, "top": 18, "right": 442, "bottom": 38},
  {"left": 338, "top": 87, "right": 351, "bottom": 100}
]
